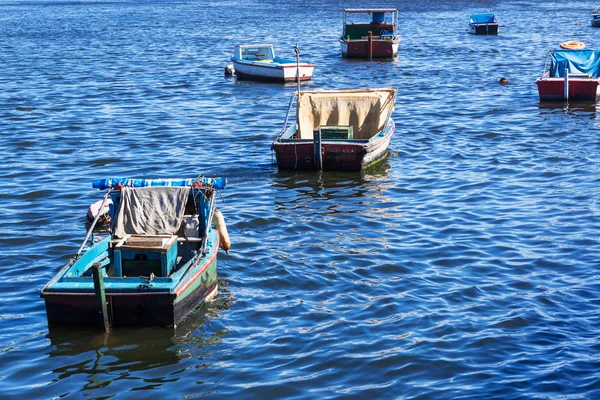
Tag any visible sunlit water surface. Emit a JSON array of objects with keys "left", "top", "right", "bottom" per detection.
[{"left": 0, "top": 0, "right": 599, "bottom": 398}]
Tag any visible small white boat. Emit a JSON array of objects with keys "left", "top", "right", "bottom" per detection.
[{"left": 230, "top": 44, "right": 314, "bottom": 83}]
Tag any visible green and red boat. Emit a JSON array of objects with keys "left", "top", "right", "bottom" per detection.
[
  {"left": 339, "top": 8, "right": 400, "bottom": 59},
  {"left": 41, "top": 177, "right": 228, "bottom": 328}
]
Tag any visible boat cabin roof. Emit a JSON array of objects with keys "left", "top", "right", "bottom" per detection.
[
  {"left": 344, "top": 8, "right": 397, "bottom": 14},
  {"left": 235, "top": 43, "right": 273, "bottom": 49},
  {"left": 233, "top": 44, "right": 276, "bottom": 62}
]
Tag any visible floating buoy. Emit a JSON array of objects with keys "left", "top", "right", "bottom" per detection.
[
  {"left": 560, "top": 41, "right": 585, "bottom": 50},
  {"left": 213, "top": 209, "right": 230, "bottom": 254},
  {"left": 224, "top": 64, "right": 235, "bottom": 76}
]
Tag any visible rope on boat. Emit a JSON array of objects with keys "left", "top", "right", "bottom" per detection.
[
  {"left": 543, "top": 51, "right": 551, "bottom": 77},
  {"left": 294, "top": 43, "right": 301, "bottom": 169}
]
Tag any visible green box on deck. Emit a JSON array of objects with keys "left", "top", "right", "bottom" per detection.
[{"left": 318, "top": 125, "right": 354, "bottom": 140}]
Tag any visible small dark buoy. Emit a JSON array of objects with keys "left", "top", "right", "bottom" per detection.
[{"left": 499, "top": 77, "right": 509, "bottom": 85}]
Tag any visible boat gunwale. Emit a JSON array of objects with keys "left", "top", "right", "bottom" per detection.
[{"left": 232, "top": 59, "right": 315, "bottom": 70}]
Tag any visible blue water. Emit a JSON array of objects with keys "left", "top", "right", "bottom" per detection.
[{"left": 1, "top": 0, "right": 600, "bottom": 398}]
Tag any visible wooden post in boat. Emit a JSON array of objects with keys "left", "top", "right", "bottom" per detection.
[
  {"left": 368, "top": 31, "right": 373, "bottom": 60},
  {"left": 314, "top": 128, "right": 322, "bottom": 170},
  {"left": 92, "top": 263, "right": 110, "bottom": 331},
  {"left": 564, "top": 65, "right": 569, "bottom": 102},
  {"left": 294, "top": 43, "right": 301, "bottom": 85}
]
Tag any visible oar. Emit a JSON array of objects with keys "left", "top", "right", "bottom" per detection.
[{"left": 77, "top": 188, "right": 112, "bottom": 256}]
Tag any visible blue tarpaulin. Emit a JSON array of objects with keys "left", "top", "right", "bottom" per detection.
[
  {"left": 469, "top": 14, "right": 496, "bottom": 24},
  {"left": 550, "top": 49, "right": 600, "bottom": 78},
  {"left": 92, "top": 177, "right": 227, "bottom": 190}
]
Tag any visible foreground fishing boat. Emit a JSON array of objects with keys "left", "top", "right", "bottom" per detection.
[
  {"left": 339, "top": 9, "right": 400, "bottom": 59},
  {"left": 592, "top": 7, "right": 600, "bottom": 27},
  {"left": 230, "top": 44, "right": 314, "bottom": 82},
  {"left": 41, "top": 177, "right": 228, "bottom": 328},
  {"left": 272, "top": 88, "right": 397, "bottom": 171},
  {"left": 468, "top": 13, "right": 499, "bottom": 35},
  {"left": 536, "top": 46, "right": 600, "bottom": 102}
]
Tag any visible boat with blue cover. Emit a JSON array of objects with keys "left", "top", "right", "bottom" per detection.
[
  {"left": 536, "top": 47, "right": 600, "bottom": 102},
  {"left": 41, "top": 177, "right": 228, "bottom": 328},
  {"left": 468, "top": 13, "right": 498, "bottom": 35},
  {"left": 230, "top": 44, "right": 314, "bottom": 82}
]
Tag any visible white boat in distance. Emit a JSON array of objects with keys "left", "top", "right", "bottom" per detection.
[{"left": 230, "top": 44, "right": 315, "bottom": 83}]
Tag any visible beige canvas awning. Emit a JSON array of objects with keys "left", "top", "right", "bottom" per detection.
[{"left": 296, "top": 88, "right": 396, "bottom": 140}]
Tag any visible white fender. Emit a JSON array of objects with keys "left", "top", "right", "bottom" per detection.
[{"left": 213, "top": 209, "right": 230, "bottom": 254}]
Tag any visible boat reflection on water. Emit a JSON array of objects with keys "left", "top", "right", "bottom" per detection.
[
  {"left": 272, "top": 158, "right": 392, "bottom": 195},
  {"left": 271, "top": 158, "right": 394, "bottom": 221},
  {"left": 45, "top": 284, "right": 234, "bottom": 386},
  {"left": 537, "top": 101, "right": 600, "bottom": 116}
]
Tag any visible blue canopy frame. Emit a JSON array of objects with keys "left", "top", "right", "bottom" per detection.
[{"left": 469, "top": 14, "right": 496, "bottom": 24}]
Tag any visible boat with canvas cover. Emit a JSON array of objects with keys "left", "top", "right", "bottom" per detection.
[
  {"left": 536, "top": 47, "right": 600, "bottom": 102},
  {"left": 468, "top": 13, "right": 499, "bottom": 35},
  {"left": 272, "top": 88, "right": 397, "bottom": 171},
  {"left": 41, "top": 177, "right": 228, "bottom": 328},
  {"left": 339, "top": 9, "right": 400, "bottom": 59},
  {"left": 230, "top": 44, "right": 314, "bottom": 82}
]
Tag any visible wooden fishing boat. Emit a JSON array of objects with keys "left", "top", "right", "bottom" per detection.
[
  {"left": 41, "top": 177, "right": 228, "bottom": 328},
  {"left": 536, "top": 47, "right": 600, "bottom": 102},
  {"left": 592, "top": 7, "right": 600, "bottom": 27},
  {"left": 468, "top": 13, "right": 499, "bottom": 35},
  {"left": 231, "top": 44, "right": 314, "bottom": 82},
  {"left": 339, "top": 9, "right": 400, "bottom": 59},
  {"left": 272, "top": 88, "right": 397, "bottom": 171}
]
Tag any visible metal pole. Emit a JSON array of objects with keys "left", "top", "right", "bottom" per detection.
[
  {"left": 314, "top": 128, "right": 322, "bottom": 170},
  {"left": 564, "top": 65, "right": 569, "bottom": 102},
  {"left": 77, "top": 188, "right": 112, "bottom": 256},
  {"left": 368, "top": 31, "right": 373, "bottom": 60},
  {"left": 92, "top": 263, "right": 110, "bottom": 331},
  {"left": 280, "top": 92, "right": 297, "bottom": 135},
  {"left": 294, "top": 43, "right": 301, "bottom": 89}
]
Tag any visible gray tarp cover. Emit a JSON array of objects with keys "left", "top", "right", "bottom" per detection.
[{"left": 112, "top": 186, "right": 190, "bottom": 239}]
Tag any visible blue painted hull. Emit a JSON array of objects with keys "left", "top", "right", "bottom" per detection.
[{"left": 41, "top": 231, "right": 220, "bottom": 327}]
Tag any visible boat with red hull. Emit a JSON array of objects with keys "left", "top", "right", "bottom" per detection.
[
  {"left": 41, "top": 177, "right": 228, "bottom": 328},
  {"left": 536, "top": 47, "right": 600, "bottom": 102},
  {"left": 272, "top": 88, "right": 397, "bottom": 172},
  {"left": 339, "top": 9, "right": 400, "bottom": 59}
]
